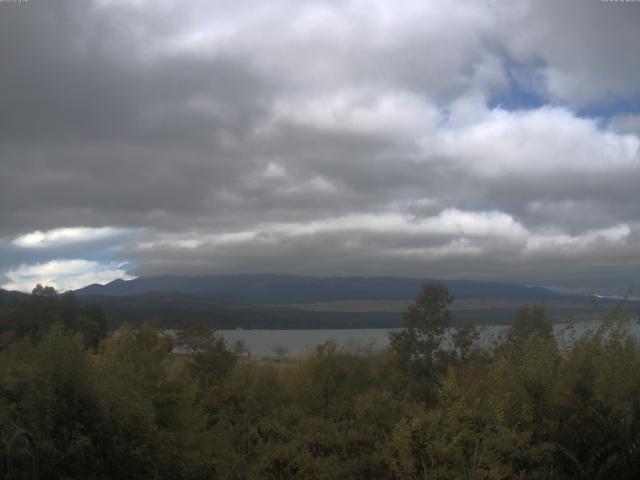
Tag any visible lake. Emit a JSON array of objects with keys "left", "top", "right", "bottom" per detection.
[{"left": 217, "top": 321, "right": 640, "bottom": 358}]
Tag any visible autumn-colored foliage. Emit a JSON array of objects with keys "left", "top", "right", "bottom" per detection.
[{"left": 2, "top": 284, "right": 640, "bottom": 479}]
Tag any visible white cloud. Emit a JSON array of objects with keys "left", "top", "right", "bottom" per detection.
[
  {"left": 12, "top": 227, "right": 125, "bottom": 249},
  {"left": 264, "top": 162, "right": 286, "bottom": 178},
  {"left": 125, "top": 210, "right": 640, "bottom": 285},
  {"left": 609, "top": 114, "right": 640, "bottom": 136},
  {"left": 2, "top": 0, "right": 640, "bottom": 291},
  {"left": 269, "top": 89, "right": 440, "bottom": 139},
  {"left": 525, "top": 224, "right": 631, "bottom": 255},
  {"left": 132, "top": 209, "right": 528, "bottom": 252},
  {"left": 2, "top": 259, "right": 134, "bottom": 292},
  {"left": 499, "top": 1, "right": 640, "bottom": 107},
  {"left": 137, "top": 230, "right": 256, "bottom": 250},
  {"left": 435, "top": 106, "right": 640, "bottom": 177},
  {"left": 383, "top": 238, "right": 484, "bottom": 260}
]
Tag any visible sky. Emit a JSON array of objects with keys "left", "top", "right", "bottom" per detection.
[{"left": 1, "top": 0, "right": 640, "bottom": 294}]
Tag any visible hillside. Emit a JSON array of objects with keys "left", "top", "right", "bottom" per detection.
[
  {"left": 76, "top": 275, "right": 587, "bottom": 304},
  {"left": 79, "top": 291, "right": 400, "bottom": 329},
  {"left": 70, "top": 275, "right": 637, "bottom": 329},
  {"left": 1, "top": 276, "right": 631, "bottom": 330}
]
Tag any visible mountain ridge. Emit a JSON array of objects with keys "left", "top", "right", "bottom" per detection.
[
  {"left": 75, "top": 274, "right": 588, "bottom": 304},
  {"left": 1, "top": 276, "right": 633, "bottom": 329}
]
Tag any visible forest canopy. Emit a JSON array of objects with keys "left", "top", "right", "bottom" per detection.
[{"left": 1, "top": 283, "right": 640, "bottom": 479}]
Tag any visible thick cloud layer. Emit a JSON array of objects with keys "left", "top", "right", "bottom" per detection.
[{"left": 1, "top": 0, "right": 639, "bottom": 293}]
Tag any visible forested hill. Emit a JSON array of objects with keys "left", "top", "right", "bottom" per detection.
[
  {"left": 0, "top": 277, "right": 633, "bottom": 329},
  {"left": 3, "top": 284, "right": 640, "bottom": 478},
  {"left": 78, "top": 292, "right": 401, "bottom": 329},
  {"left": 68, "top": 276, "right": 636, "bottom": 328},
  {"left": 0, "top": 289, "right": 28, "bottom": 303},
  {"left": 75, "top": 275, "right": 587, "bottom": 304}
]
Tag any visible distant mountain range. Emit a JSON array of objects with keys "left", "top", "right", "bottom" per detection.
[
  {"left": 75, "top": 274, "right": 584, "bottom": 304},
  {"left": 2, "top": 275, "right": 633, "bottom": 329},
  {"left": 69, "top": 275, "right": 635, "bottom": 328},
  {"left": 0, "top": 288, "right": 29, "bottom": 303}
]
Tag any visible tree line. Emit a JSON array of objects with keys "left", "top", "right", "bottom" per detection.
[{"left": 1, "top": 282, "right": 640, "bottom": 479}]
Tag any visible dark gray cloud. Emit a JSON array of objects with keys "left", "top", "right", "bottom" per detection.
[{"left": 1, "top": 0, "right": 639, "bottom": 293}]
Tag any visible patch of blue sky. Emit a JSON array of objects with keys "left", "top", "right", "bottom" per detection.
[
  {"left": 578, "top": 98, "right": 640, "bottom": 120},
  {"left": 489, "top": 56, "right": 640, "bottom": 119},
  {"left": 488, "top": 57, "right": 548, "bottom": 111}
]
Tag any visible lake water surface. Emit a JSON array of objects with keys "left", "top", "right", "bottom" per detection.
[{"left": 218, "top": 321, "right": 640, "bottom": 358}]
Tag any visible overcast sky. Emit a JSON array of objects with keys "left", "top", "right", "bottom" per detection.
[{"left": 1, "top": 0, "right": 640, "bottom": 293}]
